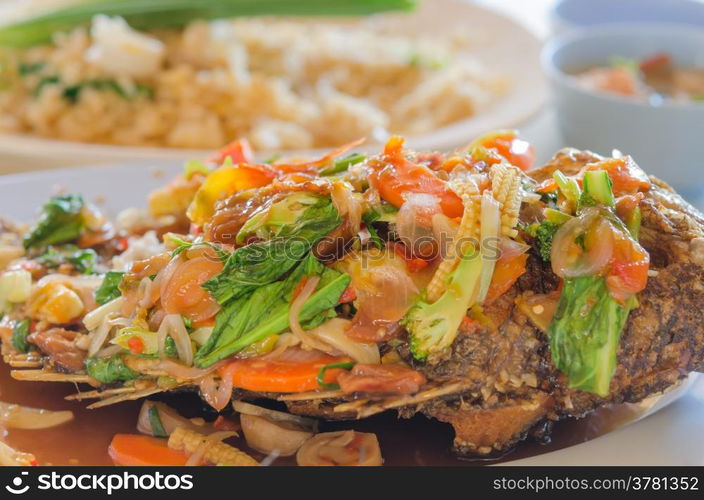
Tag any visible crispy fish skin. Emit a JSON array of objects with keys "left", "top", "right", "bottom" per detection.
[{"left": 286, "top": 150, "right": 704, "bottom": 458}]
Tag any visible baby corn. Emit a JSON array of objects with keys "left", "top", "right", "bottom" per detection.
[
  {"left": 426, "top": 179, "right": 481, "bottom": 303},
  {"left": 490, "top": 164, "right": 523, "bottom": 238},
  {"left": 168, "top": 427, "right": 258, "bottom": 466}
]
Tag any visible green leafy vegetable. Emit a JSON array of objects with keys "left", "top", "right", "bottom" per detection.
[
  {"left": 11, "top": 319, "right": 30, "bottom": 354},
  {"left": 95, "top": 271, "right": 124, "bottom": 305},
  {"left": 548, "top": 275, "right": 636, "bottom": 396},
  {"left": 203, "top": 195, "right": 340, "bottom": 305},
  {"left": 85, "top": 355, "right": 139, "bottom": 384},
  {"left": 23, "top": 194, "right": 85, "bottom": 250},
  {"left": 402, "top": 249, "right": 482, "bottom": 361},
  {"left": 195, "top": 253, "right": 351, "bottom": 367},
  {"left": 362, "top": 210, "right": 384, "bottom": 249},
  {"left": 0, "top": 0, "right": 416, "bottom": 48},
  {"left": 317, "top": 361, "right": 355, "bottom": 390},
  {"left": 36, "top": 244, "right": 97, "bottom": 274},
  {"left": 148, "top": 404, "right": 168, "bottom": 438}
]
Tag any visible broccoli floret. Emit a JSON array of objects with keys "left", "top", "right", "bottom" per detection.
[
  {"left": 401, "top": 250, "right": 483, "bottom": 361},
  {"left": 534, "top": 221, "right": 560, "bottom": 261}
]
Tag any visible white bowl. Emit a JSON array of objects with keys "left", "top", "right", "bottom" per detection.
[
  {"left": 542, "top": 24, "right": 704, "bottom": 189},
  {"left": 550, "top": 0, "right": 704, "bottom": 35}
]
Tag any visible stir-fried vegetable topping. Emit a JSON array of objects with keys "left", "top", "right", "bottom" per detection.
[
  {"left": 202, "top": 194, "right": 340, "bottom": 304},
  {"left": 547, "top": 168, "right": 650, "bottom": 395},
  {"left": 196, "top": 253, "right": 350, "bottom": 366}
]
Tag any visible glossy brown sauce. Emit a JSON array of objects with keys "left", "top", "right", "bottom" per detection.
[{"left": 0, "top": 362, "right": 650, "bottom": 466}]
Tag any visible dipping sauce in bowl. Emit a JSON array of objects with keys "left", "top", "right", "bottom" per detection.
[
  {"left": 542, "top": 24, "right": 704, "bottom": 189},
  {"left": 576, "top": 52, "right": 704, "bottom": 105}
]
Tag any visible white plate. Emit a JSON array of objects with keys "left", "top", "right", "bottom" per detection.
[
  {"left": 1, "top": 161, "right": 702, "bottom": 465},
  {"left": 0, "top": 0, "right": 546, "bottom": 174}
]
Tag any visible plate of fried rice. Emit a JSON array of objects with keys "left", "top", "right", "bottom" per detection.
[{"left": 0, "top": 0, "right": 545, "bottom": 172}]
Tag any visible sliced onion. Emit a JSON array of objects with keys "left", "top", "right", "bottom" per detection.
[
  {"left": 261, "top": 332, "right": 301, "bottom": 361},
  {"left": 199, "top": 363, "right": 234, "bottom": 411},
  {"left": 158, "top": 314, "right": 193, "bottom": 365},
  {"left": 289, "top": 276, "right": 330, "bottom": 352},
  {"left": 95, "top": 344, "right": 123, "bottom": 359},
  {"left": 551, "top": 207, "right": 614, "bottom": 278},
  {"left": 241, "top": 413, "right": 313, "bottom": 457},
  {"left": 157, "top": 359, "right": 225, "bottom": 380},
  {"left": 477, "top": 192, "right": 501, "bottom": 303},
  {"left": 307, "top": 318, "right": 380, "bottom": 364},
  {"left": 296, "top": 430, "right": 382, "bottom": 466},
  {"left": 155, "top": 254, "right": 182, "bottom": 300},
  {"left": 431, "top": 213, "right": 459, "bottom": 260},
  {"left": 499, "top": 237, "right": 531, "bottom": 261},
  {"left": 331, "top": 182, "right": 363, "bottom": 236},
  {"left": 395, "top": 193, "right": 441, "bottom": 258},
  {"left": 0, "top": 402, "right": 73, "bottom": 429},
  {"left": 233, "top": 401, "right": 318, "bottom": 430},
  {"left": 87, "top": 312, "right": 128, "bottom": 356}
]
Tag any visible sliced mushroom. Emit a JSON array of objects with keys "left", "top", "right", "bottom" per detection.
[
  {"left": 240, "top": 414, "right": 314, "bottom": 457},
  {"left": 234, "top": 401, "right": 317, "bottom": 457},
  {"left": 296, "top": 430, "right": 382, "bottom": 466}
]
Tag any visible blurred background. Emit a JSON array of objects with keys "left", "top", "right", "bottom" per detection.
[{"left": 0, "top": 0, "right": 702, "bottom": 207}]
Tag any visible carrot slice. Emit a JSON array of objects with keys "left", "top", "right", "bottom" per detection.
[
  {"left": 108, "top": 434, "right": 190, "bottom": 466},
  {"left": 222, "top": 351, "right": 349, "bottom": 393}
]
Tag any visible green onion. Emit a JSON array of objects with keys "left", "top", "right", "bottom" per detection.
[
  {"left": 148, "top": 404, "right": 168, "bottom": 438},
  {"left": 317, "top": 361, "right": 355, "bottom": 390},
  {"left": 11, "top": 319, "right": 31, "bottom": 354},
  {"left": 320, "top": 152, "right": 366, "bottom": 176},
  {"left": 0, "top": 0, "right": 417, "bottom": 48}
]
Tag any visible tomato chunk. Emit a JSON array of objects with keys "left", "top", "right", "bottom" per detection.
[
  {"left": 469, "top": 130, "right": 536, "bottom": 171},
  {"left": 369, "top": 137, "right": 464, "bottom": 218}
]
